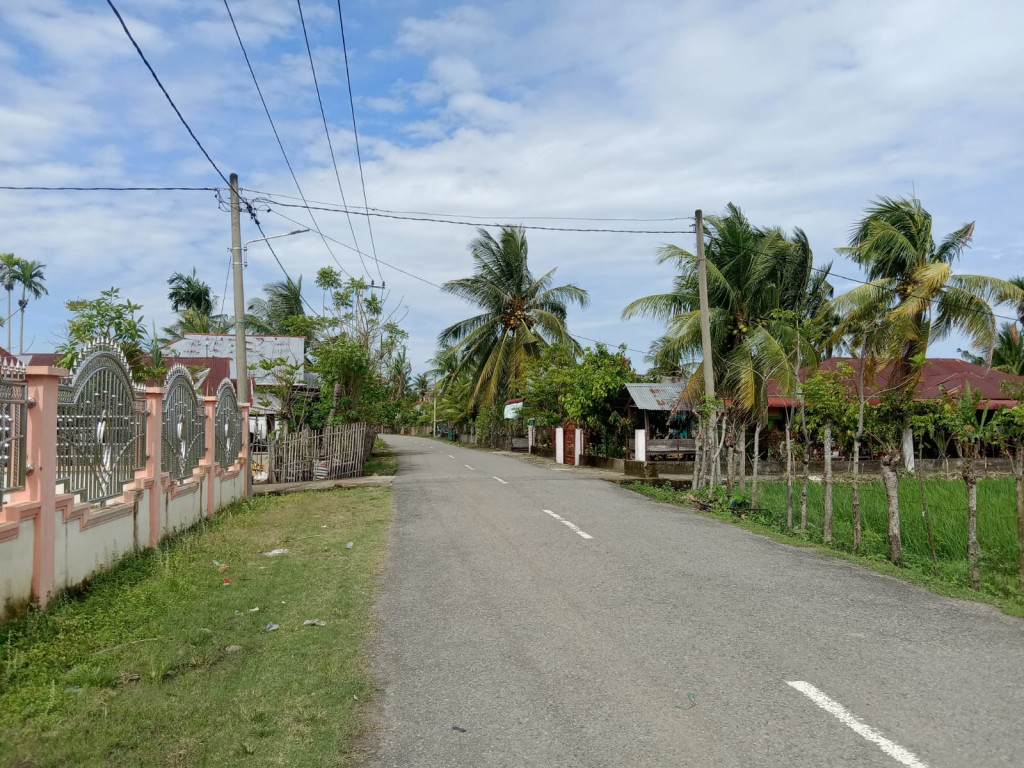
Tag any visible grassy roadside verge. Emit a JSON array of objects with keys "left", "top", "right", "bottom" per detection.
[
  {"left": 363, "top": 436, "right": 397, "bottom": 476},
  {"left": 623, "top": 481, "right": 1024, "bottom": 618},
  {"left": 0, "top": 487, "right": 391, "bottom": 767}
]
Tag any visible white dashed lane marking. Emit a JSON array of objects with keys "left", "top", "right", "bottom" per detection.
[
  {"left": 542, "top": 509, "right": 593, "bottom": 540},
  {"left": 786, "top": 681, "right": 928, "bottom": 768}
]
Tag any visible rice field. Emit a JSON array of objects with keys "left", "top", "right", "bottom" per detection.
[{"left": 756, "top": 476, "right": 1022, "bottom": 573}]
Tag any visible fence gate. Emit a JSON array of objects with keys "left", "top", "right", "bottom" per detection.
[{"left": 57, "top": 341, "right": 147, "bottom": 504}]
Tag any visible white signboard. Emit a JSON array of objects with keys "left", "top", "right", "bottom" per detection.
[{"left": 163, "top": 334, "right": 305, "bottom": 386}]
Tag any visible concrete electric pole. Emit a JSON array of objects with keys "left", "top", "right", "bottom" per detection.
[{"left": 229, "top": 173, "right": 249, "bottom": 496}]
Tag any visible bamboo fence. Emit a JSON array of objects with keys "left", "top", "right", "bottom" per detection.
[{"left": 265, "top": 422, "right": 377, "bottom": 484}]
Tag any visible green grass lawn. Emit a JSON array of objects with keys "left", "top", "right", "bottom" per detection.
[
  {"left": 362, "top": 436, "right": 397, "bottom": 477},
  {"left": 0, "top": 487, "right": 392, "bottom": 767},
  {"left": 625, "top": 476, "right": 1024, "bottom": 617}
]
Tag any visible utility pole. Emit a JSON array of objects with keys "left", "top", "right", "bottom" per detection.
[
  {"left": 230, "top": 173, "right": 250, "bottom": 496},
  {"left": 696, "top": 209, "right": 717, "bottom": 488}
]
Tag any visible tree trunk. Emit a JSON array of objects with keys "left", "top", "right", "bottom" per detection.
[
  {"left": 852, "top": 354, "right": 866, "bottom": 554},
  {"left": 5, "top": 287, "right": 10, "bottom": 352},
  {"left": 823, "top": 424, "right": 833, "bottom": 543},
  {"left": 18, "top": 302, "right": 25, "bottom": 355},
  {"left": 1015, "top": 450, "right": 1024, "bottom": 593},
  {"left": 738, "top": 425, "right": 747, "bottom": 494},
  {"left": 800, "top": 437, "right": 810, "bottom": 532},
  {"left": 902, "top": 426, "right": 915, "bottom": 473},
  {"left": 725, "top": 419, "right": 735, "bottom": 495},
  {"left": 919, "top": 441, "right": 938, "bottom": 573},
  {"left": 965, "top": 459, "right": 980, "bottom": 590},
  {"left": 880, "top": 449, "right": 903, "bottom": 564},
  {"left": 327, "top": 379, "right": 344, "bottom": 422},
  {"left": 852, "top": 435, "right": 861, "bottom": 553},
  {"left": 693, "top": 420, "right": 705, "bottom": 489},
  {"left": 785, "top": 415, "right": 794, "bottom": 529},
  {"left": 751, "top": 423, "right": 760, "bottom": 506}
]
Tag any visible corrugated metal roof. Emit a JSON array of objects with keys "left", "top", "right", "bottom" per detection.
[{"left": 624, "top": 382, "right": 684, "bottom": 411}]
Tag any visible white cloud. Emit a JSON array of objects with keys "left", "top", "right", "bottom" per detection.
[{"left": 1, "top": 0, "right": 1023, "bottom": 369}]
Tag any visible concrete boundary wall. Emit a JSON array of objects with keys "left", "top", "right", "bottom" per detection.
[{"left": 0, "top": 366, "right": 249, "bottom": 622}]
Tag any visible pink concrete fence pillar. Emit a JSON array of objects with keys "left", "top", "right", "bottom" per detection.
[
  {"left": 144, "top": 387, "right": 164, "bottom": 547},
  {"left": 20, "top": 366, "right": 67, "bottom": 609},
  {"left": 203, "top": 396, "right": 217, "bottom": 517}
]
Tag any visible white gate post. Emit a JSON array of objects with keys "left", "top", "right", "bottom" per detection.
[
  {"left": 555, "top": 427, "right": 564, "bottom": 464},
  {"left": 575, "top": 428, "right": 584, "bottom": 466},
  {"left": 635, "top": 429, "right": 647, "bottom": 462},
  {"left": 528, "top": 424, "right": 535, "bottom": 454}
]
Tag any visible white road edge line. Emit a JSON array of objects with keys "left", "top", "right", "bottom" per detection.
[
  {"left": 492, "top": 476, "right": 508, "bottom": 484},
  {"left": 464, "top": 464, "right": 475, "bottom": 470},
  {"left": 542, "top": 509, "right": 593, "bottom": 540},
  {"left": 786, "top": 681, "right": 928, "bottom": 768}
]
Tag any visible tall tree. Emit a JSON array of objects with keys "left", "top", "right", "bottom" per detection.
[
  {"left": 14, "top": 259, "right": 47, "bottom": 354},
  {"left": 167, "top": 268, "right": 214, "bottom": 316},
  {"left": 439, "top": 226, "right": 589, "bottom": 408},
  {"left": 247, "top": 277, "right": 306, "bottom": 335},
  {"left": 622, "top": 204, "right": 830, "bottom": 491},
  {"left": 0, "top": 253, "right": 20, "bottom": 352},
  {"left": 831, "top": 196, "right": 1023, "bottom": 563},
  {"left": 960, "top": 323, "right": 1024, "bottom": 376}
]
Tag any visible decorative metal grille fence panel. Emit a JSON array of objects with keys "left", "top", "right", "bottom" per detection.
[
  {"left": 161, "top": 365, "right": 206, "bottom": 482},
  {"left": 215, "top": 378, "right": 242, "bottom": 468},
  {"left": 57, "top": 341, "right": 146, "bottom": 504},
  {"left": 0, "top": 357, "right": 28, "bottom": 497}
]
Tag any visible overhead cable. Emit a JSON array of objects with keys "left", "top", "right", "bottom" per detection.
[
  {"left": 336, "top": 0, "right": 385, "bottom": 282},
  {"left": 295, "top": 0, "right": 367, "bottom": 278},
  {"left": 222, "top": 0, "right": 354, "bottom": 280},
  {"left": 105, "top": 0, "right": 230, "bottom": 187}
]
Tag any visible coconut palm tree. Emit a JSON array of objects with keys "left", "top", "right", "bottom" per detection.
[
  {"left": 161, "top": 309, "right": 233, "bottom": 341},
  {"left": 960, "top": 323, "right": 1024, "bottom": 376},
  {"left": 14, "top": 260, "right": 47, "bottom": 354},
  {"left": 622, "top": 204, "right": 826, "bottom": 416},
  {"left": 0, "top": 253, "right": 21, "bottom": 352},
  {"left": 247, "top": 277, "right": 305, "bottom": 334},
  {"left": 167, "top": 268, "right": 214, "bottom": 316},
  {"left": 412, "top": 372, "right": 431, "bottom": 401},
  {"left": 831, "top": 195, "right": 1024, "bottom": 563},
  {"left": 438, "top": 226, "right": 589, "bottom": 407}
]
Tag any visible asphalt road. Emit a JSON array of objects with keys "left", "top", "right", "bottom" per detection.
[{"left": 366, "top": 435, "right": 1024, "bottom": 767}]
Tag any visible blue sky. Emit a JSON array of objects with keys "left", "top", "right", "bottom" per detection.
[{"left": 1, "top": 0, "right": 1023, "bottom": 371}]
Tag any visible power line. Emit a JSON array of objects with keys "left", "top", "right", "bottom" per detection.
[
  {"left": 267, "top": 208, "right": 650, "bottom": 357},
  {"left": 295, "top": 0, "right": 368, "bottom": 279},
  {"left": 0, "top": 185, "right": 220, "bottom": 192},
  {"left": 221, "top": 0, "right": 354, "bottom": 281},
  {"left": 105, "top": 0, "right": 230, "bottom": 188},
  {"left": 268, "top": 208, "right": 441, "bottom": 289},
  {"left": 251, "top": 217, "right": 320, "bottom": 316},
  {"left": 336, "top": 0, "right": 384, "bottom": 283},
  {"left": 240, "top": 187, "right": 693, "bottom": 223},
  {"left": 255, "top": 196, "right": 697, "bottom": 234}
]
